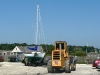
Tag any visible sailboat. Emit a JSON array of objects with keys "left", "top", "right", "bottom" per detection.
[{"left": 23, "top": 4, "right": 46, "bottom": 63}]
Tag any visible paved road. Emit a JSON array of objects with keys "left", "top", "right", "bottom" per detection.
[{"left": 0, "top": 62, "right": 100, "bottom": 75}]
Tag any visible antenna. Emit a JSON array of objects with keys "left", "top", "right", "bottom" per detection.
[{"left": 86, "top": 42, "right": 88, "bottom": 53}]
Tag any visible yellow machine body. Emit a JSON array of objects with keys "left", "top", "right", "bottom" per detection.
[{"left": 51, "top": 41, "right": 70, "bottom": 68}]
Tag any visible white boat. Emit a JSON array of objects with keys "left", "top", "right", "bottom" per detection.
[
  {"left": 24, "top": 46, "right": 46, "bottom": 58},
  {"left": 23, "top": 4, "right": 46, "bottom": 61},
  {"left": 24, "top": 52, "right": 46, "bottom": 57},
  {"left": 24, "top": 54, "right": 34, "bottom": 57}
]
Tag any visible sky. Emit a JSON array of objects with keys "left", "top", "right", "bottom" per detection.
[{"left": 0, "top": 0, "right": 100, "bottom": 48}]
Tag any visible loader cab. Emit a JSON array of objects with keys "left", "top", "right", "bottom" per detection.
[{"left": 54, "top": 41, "right": 67, "bottom": 51}]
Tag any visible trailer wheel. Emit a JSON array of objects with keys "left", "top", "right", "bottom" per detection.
[
  {"left": 65, "top": 60, "right": 71, "bottom": 73},
  {"left": 24, "top": 63, "right": 26, "bottom": 66},
  {"left": 47, "top": 60, "right": 54, "bottom": 73},
  {"left": 31, "top": 62, "right": 37, "bottom": 67},
  {"left": 38, "top": 63, "right": 42, "bottom": 66},
  {"left": 33, "top": 64, "right": 37, "bottom": 67},
  {"left": 71, "top": 62, "right": 76, "bottom": 71}
]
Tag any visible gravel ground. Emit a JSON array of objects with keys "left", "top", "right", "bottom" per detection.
[{"left": 0, "top": 62, "right": 100, "bottom": 75}]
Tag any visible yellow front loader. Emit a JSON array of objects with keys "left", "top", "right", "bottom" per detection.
[{"left": 47, "top": 41, "right": 77, "bottom": 73}]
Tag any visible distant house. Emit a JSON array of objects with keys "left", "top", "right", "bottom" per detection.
[
  {"left": 11, "top": 46, "right": 43, "bottom": 60},
  {"left": 12, "top": 46, "right": 31, "bottom": 55},
  {"left": 0, "top": 50, "right": 14, "bottom": 61},
  {"left": 0, "top": 50, "right": 13, "bottom": 56},
  {"left": 12, "top": 46, "right": 43, "bottom": 55}
]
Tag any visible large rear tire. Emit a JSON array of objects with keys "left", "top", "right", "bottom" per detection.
[
  {"left": 47, "top": 60, "right": 54, "bottom": 73},
  {"left": 65, "top": 60, "right": 71, "bottom": 73},
  {"left": 71, "top": 62, "right": 76, "bottom": 71}
]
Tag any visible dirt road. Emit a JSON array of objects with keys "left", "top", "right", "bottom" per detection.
[{"left": 0, "top": 62, "right": 100, "bottom": 75}]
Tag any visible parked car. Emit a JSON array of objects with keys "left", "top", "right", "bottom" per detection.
[
  {"left": 92, "top": 60, "right": 96, "bottom": 67},
  {"left": 97, "top": 62, "right": 100, "bottom": 69},
  {"left": 92, "top": 59, "right": 100, "bottom": 68},
  {"left": 0, "top": 56, "right": 4, "bottom": 62}
]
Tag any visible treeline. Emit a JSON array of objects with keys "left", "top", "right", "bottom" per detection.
[
  {"left": 0, "top": 43, "right": 29, "bottom": 50},
  {"left": 0, "top": 43, "right": 99, "bottom": 56}
]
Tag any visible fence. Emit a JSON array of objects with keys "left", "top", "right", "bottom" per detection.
[
  {"left": 1, "top": 53, "right": 100, "bottom": 64},
  {"left": 77, "top": 54, "right": 100, "bottom": 64},
  {"left": 0, "top": 55, "right": 13, "bottom": 61},
  {"left": 0, "top": 54, "right": 24, "bottom": 62}
]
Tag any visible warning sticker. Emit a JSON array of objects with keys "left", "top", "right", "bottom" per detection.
[{"left": 55, "top": 61, "right": 58, "bottom": 65}]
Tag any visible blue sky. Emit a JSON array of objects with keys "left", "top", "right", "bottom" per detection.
[{"left": 0, "top": 0, "right": 100, "bottom": 48}]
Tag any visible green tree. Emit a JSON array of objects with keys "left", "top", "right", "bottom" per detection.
[{"left": 70, "top": 50, "right": 87, "bottom": 56}]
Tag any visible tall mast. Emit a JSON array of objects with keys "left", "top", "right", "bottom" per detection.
[{"left": 36, "top": 4, "right": 39, "bottom": 45}]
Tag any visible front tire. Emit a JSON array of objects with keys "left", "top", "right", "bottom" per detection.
[{"left": 47, "top": 60, "right": 54, "bottom": 73}]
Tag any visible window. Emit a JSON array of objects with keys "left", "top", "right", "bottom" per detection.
[
  {"left": 61, "top": 43, "right": 64, "bottom": 49},
  {"left": 11, "top": 53, "right": 13, "bottom": 55},
  {"left": 56, "top": 43, "right": 59, "bottom": 49},
  {"left": 7, "top": 52, "right": 10, "bottom": 55},
  {"left": 4, "top": 53, "right": 5, "bottom": 55},
  {"left": 56, "top": 43, "right": 64, "bottom": 50}
]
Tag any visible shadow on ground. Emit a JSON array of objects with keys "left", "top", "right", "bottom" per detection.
[
  {"left": 97, "top": 69, "right": 100, "bottom": 72},
  {"left": 0, "top": 64, "right": 3, "bottom": 67},
  {"left": 92, "top": 68, "right": 97, "bottom": 69}
]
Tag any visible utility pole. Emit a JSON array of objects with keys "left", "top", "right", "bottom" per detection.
[{"left": 86, "top": 42, "right": 88, "bottom": 54}]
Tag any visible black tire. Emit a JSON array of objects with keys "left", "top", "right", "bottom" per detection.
[
  {"left": 25, "top": 62, "right": 28, "bottom": 66},
  {"left": 47, "top": 60, "right": 54, "bottom": 73},
  {"left": 65, "top": 60, "right": 71, "bottom": 73},
  {"left": 71, "top": 62, "right": 76, "bottom": 71},
  {"left": 38, "top": 63, "right": 42, "bottom": 66},
  {"left": 55, "top": 69, "right": 60, "bottom": 73},
  {"left": 28, "top": 62, "right": 31, "bottom": 66},
  {"left": 33, "top": 64, "right": 37, "bottom": 67},
  {"left": 24, "top": 62, "right": 26, "bottom": 66}
]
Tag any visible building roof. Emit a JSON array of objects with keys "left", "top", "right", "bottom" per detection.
[{"left": 0, "top": 50, "right": 7, "bottom": 52}]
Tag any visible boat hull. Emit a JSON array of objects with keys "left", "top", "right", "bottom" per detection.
[{"left": 24, "top": 52, "right": 45, "bottom": 63}]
